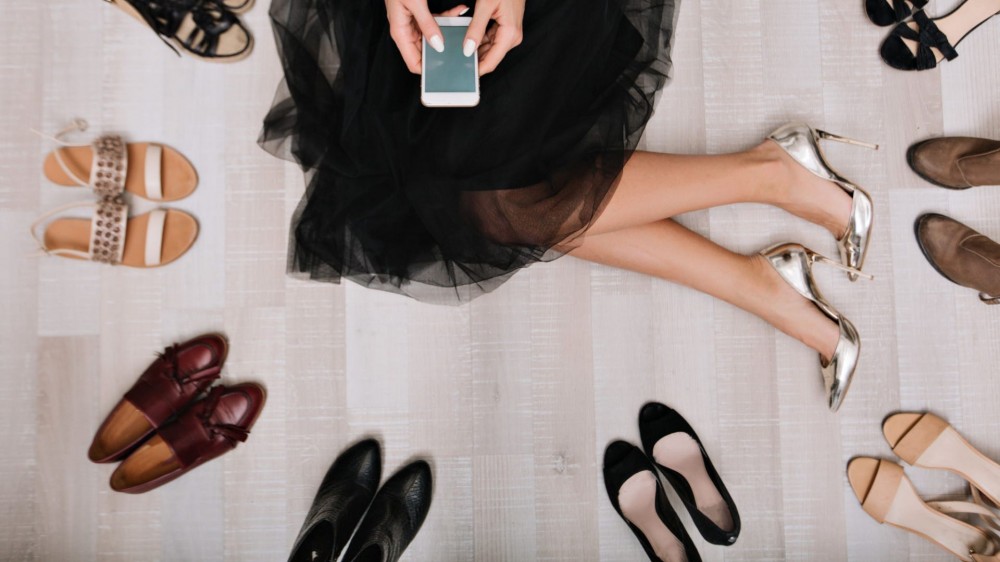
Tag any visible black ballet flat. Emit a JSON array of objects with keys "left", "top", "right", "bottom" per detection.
[
  {"left": 603, "top": 441, "right": 702, "bottom": 562},
  {"left": 340, "top": 460, "right": 433, "bottom": 562},
  {"left": 880, "top": 2, "right": 1000, "bottom": 71},
  {"left": 638, "top": 403, "right": 741, "bottom": 546},
  {"left": 288, "top": 439, "right": 382, "bottom": 562},
  {"left": 866, "top": 0, "right": 927, "bottom": 26}
]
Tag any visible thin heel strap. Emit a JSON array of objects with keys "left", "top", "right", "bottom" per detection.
[
  {"left": 29, "top": 200, "right": 99, "bottom": 260},
  {"left": 30, "top": 119, "right": 92, "bottom": 187},
  {"left": 808, "top": 251, "right": 875, "bottom": 280}
]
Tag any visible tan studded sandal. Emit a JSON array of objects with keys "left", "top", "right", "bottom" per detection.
[
  {"left": 38, "top": 120, "right": 197, "bottom": 202},
  {"left": 31, "top": 198, "right": 198, "bottom": 268},
  {"left": 884, "top": 412, "right": 1000, "bottom": 507},
  {"left": 848, "top": 457, "right": 1000, "bottom": 561}
]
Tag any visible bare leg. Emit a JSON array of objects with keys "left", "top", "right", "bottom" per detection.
[
  {"left": 588, "top": 141, "right": 853, "bottom": 236},
  {"left": 571, "top": 219, "right": 840, "bottom": 359}
]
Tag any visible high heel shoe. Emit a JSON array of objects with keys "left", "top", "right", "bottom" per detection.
[
  {"left": 884, "top": 412, "right": 1000, "bottom": 507},
  {"left": 638, "top": 403, "right": 741, "bottom": 546},
  {"left": 760, "top": 243, "right": 870, "bottom": 412},
  {"left": 768, "top": 122, "right": 877, "bottom": 282},
  {"left": 848, "top": 458, "right": 1000, "bottom": 561},
  {"left": 881, "top": 0, "right": 1000, "bottom": 72},
  {"left": 603, "top": 441, "right": 702, "bottom": 562},
  {"left": 866, "top": 0, "right": 928, "bottom": 27}
]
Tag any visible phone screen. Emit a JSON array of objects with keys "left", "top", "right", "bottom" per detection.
[{"left": 424, "top": 25, "right": 476, "bottom": 93}]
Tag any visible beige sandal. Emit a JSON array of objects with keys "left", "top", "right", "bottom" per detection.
[
  {"left": 884, "top": 412, "right": 1000, "bottom": 507},
  {"left": 31, "top": 199, "right": 198, "bottom": 268},
  {"left": 38, "top": 120, "right": 197, "bottom": 202},
  {"left": 848, "top": 457, "right": 1000, "bottom": 561}
]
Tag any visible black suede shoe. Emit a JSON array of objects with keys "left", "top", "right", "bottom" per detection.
[
  {"left": 288, "top": 439, "right": 382, "bottom": 562},
  {"left": 603, "top": 441, "right": 701, "bottom": 562},
  {"left": 340, "top": 460, "right": 433, "bottom": 562},
  {"left": 639, "top": 403, "right": 741, "bottom": 546}
]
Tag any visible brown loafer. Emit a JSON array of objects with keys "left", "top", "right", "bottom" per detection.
[
  {"left": 110, "top": 383, "right": 266, "bottom": 494},
  {"left": 88, "top": 334, "right": 228, "bottom": 463},
  {"left": 915, "top": 213, "right": 1000, "bottom": 304},
  {"left": 907, "top": 136, "right": 1000, "bottom": 189}
]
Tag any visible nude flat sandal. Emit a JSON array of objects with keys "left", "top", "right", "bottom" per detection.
[
  {"left": 848, "top": 457, "right": 1000, "bottom": 561},
  {"left": 31, "top": 199, "right": 198, "bottom": 268},
  {"left": 38, "top": 119, "right": 197, "bottom": 202},
  {"left": 884, "top": 412, "right": 1000, "bottom": 508}
]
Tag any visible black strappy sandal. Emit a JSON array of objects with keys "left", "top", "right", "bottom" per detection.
[
  {"left": 219, "top": 0, "right": 254, "bottom": 14},
  {"left": 866, "top": 0, "right": 927, "bottom": 26},
  {"left": 104, "top": 0, "right": 253, "bottom": 63},
  {"left": 880, "top": 0, "right": 1000, "bottom": 71}
]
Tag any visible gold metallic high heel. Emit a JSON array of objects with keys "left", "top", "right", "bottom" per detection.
[
  {"left": 760, "top": 243, "right": 872, "bottom": 412},
  {"left": 768, "top": 123, "right": 878, "bottom": 282}
]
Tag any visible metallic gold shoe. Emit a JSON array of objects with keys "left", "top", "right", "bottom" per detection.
[
  {"left": 768, "top": 122, "right": 878, "bottom": 282},
  {"left": 760, "top": 243, "right": 872, "bottom": 412}
]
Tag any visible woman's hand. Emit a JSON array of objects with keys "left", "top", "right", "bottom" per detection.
[
  {"left": 386, "top": 0, "right": 469, "bottom": 74},
  {"left": 463, "top": 0, "right": 526, "bottom": 75}
]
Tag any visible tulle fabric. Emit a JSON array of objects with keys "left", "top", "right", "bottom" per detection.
[{"left": 260, "top": 0, "right": 679, "bottom": 303}]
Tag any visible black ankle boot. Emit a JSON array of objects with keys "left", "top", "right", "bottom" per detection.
[
  {"left": 340, "top": 460, "right": 433, "bottom": 562},
  {"left": 288, "top": 439, "right": 382, "bottom": 562}
]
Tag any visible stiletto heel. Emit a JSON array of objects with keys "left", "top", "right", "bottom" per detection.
[
  {"left": 760, "top": 243, "right": 862, "bottom": 412},
  {"left": 815, "top": 130, "right": 880, "bottom": 151},
  {"left": 769, "top": 122, "right": 876, "bottom": 282}
]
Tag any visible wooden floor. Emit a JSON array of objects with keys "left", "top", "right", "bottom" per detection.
[{"left": 3, "top": 0, "right": 1000, "bottom": 560}]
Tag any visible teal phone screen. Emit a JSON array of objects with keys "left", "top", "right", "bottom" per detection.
[{"left": 425, "top": 25, "right": 476, "bottom": 93}]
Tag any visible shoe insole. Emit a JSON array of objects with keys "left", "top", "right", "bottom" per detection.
[
  {"left": 848, "top": 458, "right": 994, "bottom": 561},
  {"left": 288, "top": 521, "right": 335, "bottom": 562},
  {"left": 111, "top": 435, "right": 182, "bottom": 490},
  {"left": 44, "top": 143, "right": 198, "bottom": 201},
  {"left": 88, "top": 401, "right": 153, "bottom": 461},
  {"left": 901, "top": 0, "right": 1000, "bottom": 61},
  {"left": 619, "top": 471, "right": 688, "bottom": 562},
  {"left": 111, "top": 0, "right": 253, "bottom": 61},
  {"left": 43, "top": 210, "right": 198, "bottom": 268},
  {"left": 653, "top": 433, "right": 734, "bottom": 532},
  {"left": 886, "top": 415, "right": 1000, "bottom": 507}
]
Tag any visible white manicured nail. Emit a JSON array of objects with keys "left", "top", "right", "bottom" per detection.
[
  {"left": 463, "top": 39, "right": 476, "bottom": 57},
  {"left": 429, "top": 35, "right": 444, "bottom": 53},
  {"left": 459, "top": 7, "right": 469, "bottom": 15}
]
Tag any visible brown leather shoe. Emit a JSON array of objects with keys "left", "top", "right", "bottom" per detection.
[
  {"left": 110, "top": 383, "right": 266, "bottom": 494},
  {"left": 88, "top": 334, "right": 228, "bottom": 463},
  {"left": 915, "top": 214, "right": 1000, "bottom": 304},
  {"left": 907, "top": 137, "right": 1000, "bottom": 189}
]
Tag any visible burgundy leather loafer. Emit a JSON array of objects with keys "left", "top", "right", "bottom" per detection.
[
  {"left": 88, "top": 334, "right": 228, "bottom": 463},
  {"left": 110, "top": 383, "right": 266, "bottom": 494}
]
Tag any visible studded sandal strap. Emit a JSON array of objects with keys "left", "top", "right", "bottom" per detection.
[
  {"left": 89, "top": 197, "right": 129, "bottom": 264},
  {"left": 90, "top": 135, "right": 128, "bottom": 198}
]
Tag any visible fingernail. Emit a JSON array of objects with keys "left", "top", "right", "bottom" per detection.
[
  {"left": 459, "top": 7, "right": 469, "bottom": 15},
  {"left": 463, "top": 39, "right": 476, "bottom": 57},
  {"left": 429, "top": 35, "right": 444, "bottom": 53}
]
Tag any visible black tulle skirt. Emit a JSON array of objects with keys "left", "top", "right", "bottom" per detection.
[{"left": 260, "top": 0, "right": 678, "bottom": 303}]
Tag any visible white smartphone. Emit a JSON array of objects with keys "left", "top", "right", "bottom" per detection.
[{"left": 421, "top": 17, "right": 480, "bottom": 107}]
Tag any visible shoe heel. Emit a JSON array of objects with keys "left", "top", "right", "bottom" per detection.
[
  {"left": 816, "top": 130, "right": 880, "bottom": 151},
  {"left": 808, "top": 250, "right": 875, "bottom": 281}
]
